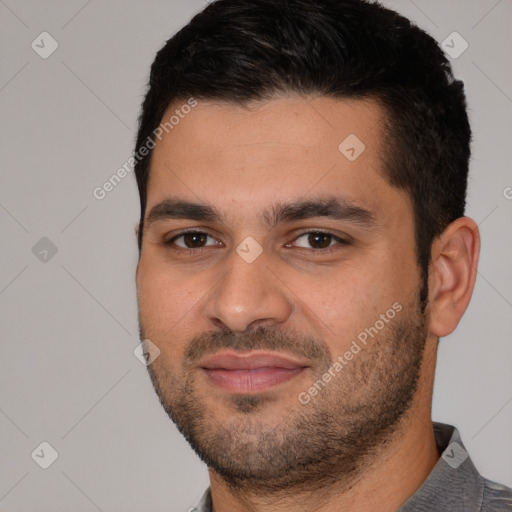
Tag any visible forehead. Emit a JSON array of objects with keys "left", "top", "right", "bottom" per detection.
[{"left": 146, "top": 95, "right": 407, "bottom": 221}]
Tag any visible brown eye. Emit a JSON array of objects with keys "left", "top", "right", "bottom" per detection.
[
  {"left": 293, "top": 232, "right": 335, "bottom": 249},
  {"left": 307, "top": 232, "right": 332, "bottom": 249},
  {"left": 170, "top": 232, "right": 218, "bottom": 249},
  {"left": 291, "top": 231, "right": 348, "bottom": 250},
  {"left": 183, "top": 232, "right": 208, "bottom": 248}
]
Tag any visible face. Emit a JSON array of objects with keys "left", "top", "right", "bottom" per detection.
[{"left": 136, "top": 95, "right": 428, "bottom": 492}]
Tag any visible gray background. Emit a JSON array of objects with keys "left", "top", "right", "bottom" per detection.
[{"left": 0, "top": 1, "right": 511, "bottom": 511}]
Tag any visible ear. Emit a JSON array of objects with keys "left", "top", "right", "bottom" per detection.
[
  {"left": 135, "top": 223, "right": 141, "bottom": 276},
  {"left": 428, "top": 217, "right": 480, "bottom": 337}
]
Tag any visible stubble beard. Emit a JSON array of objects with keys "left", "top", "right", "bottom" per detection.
[{"left": 142, "top": 298, "right": 428, "bottom": 497}]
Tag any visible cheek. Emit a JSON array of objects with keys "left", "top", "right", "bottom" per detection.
[
  {"left": 289, "top": 255, "right": 414, "bottom": 353},
  {"left": 137, "top": 260, "right": 205, "bottom": 368},
  {"left": 285, "top": 266, "right": 383, "bottom": 346},
  {"left": 136, "top": 256, "right": 198, "bottom": 330}
]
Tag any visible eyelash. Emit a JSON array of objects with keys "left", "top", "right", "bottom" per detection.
[{"left": 164, "top": 230, "right": 349, "bottom": 253}]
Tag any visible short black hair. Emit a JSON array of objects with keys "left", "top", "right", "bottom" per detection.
[{"left": 134, "top": 0, "right": 471, "bottom": 305}]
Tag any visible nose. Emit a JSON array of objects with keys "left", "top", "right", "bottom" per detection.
[{"left": 204, "top": 249, "right": 293, "bottom": 332}]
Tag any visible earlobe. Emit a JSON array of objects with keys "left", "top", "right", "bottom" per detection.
[{"left": 428, "top": 217, "right": 480, "bottom": 338}]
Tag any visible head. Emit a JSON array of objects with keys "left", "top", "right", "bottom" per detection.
[{"left": 134, "top": 0, "right": 479, "bottom": 496}]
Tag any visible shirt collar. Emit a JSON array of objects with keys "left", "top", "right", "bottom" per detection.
[{"left": 399, "top": 422, "right": 483, "bottom": 511}]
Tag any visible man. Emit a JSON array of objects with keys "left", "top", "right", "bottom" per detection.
[{"left": 133, "top": 0, "right": 512, "bottom": 510}]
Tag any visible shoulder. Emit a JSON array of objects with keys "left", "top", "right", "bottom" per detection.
[{"left": 481, "top": 478, "right": 512, "bottom": 511}]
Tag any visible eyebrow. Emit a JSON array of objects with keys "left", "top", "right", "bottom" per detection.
[
  {"left": 145, "top": 196, "right": 376, "bottom": 229},
  {"left": 263, "top": 197, "right": 375, "bottom": 228}
]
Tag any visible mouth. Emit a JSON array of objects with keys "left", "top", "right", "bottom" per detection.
[{"left": 198, "top": 350, "right": 310, "bottom": 394}]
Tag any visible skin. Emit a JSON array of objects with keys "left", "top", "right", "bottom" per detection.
[{"left": 135, "top": 95, "right": 480, "bottom": 512}]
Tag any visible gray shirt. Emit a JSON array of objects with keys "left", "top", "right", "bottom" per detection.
[{"left": 190, "top": 422, "right": 512, "bottom": 511}]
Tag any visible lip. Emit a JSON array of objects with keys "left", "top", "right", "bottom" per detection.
[
  {"left": 198, "top": 350, "right": 309, "bottom": 393},
  {"left": 199, "top": 350, "right": 309, "bottom": 370}
]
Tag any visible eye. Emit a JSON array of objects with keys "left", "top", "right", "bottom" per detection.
[
  {"left": 168, "top": 231, "right": 220, "bottom": 249},
  {"left": 291, "top": 232, "right": 347, "bottom": 250}
]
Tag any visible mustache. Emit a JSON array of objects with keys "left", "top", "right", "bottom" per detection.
[{"left": 182, "top": 326, "right": 333, "bottom": 369}]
